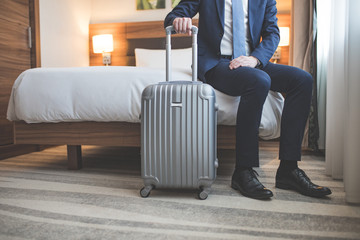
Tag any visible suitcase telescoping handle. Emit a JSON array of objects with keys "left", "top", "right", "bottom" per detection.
[{"left": 165, "top": 25, "right": 199, "bottom": 82}]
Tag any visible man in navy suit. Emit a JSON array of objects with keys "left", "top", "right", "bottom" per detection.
[{"left": 165, "top": 0, "right": 331, "bottom": 199}]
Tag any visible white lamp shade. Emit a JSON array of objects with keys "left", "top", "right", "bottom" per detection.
[
  {"left": 279, "top": 27, "right": 290, "bottom": 47},
  {"left": 92, "top": 34, "right": 114, "bottom": 53}
]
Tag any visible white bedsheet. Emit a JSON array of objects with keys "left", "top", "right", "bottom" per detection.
[{"left": 7, "top": 66, "right": 284, "bottom": 139}]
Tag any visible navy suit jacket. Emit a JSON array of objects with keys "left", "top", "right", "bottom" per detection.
[{"left": 164, "top": 0, "right": 280, "bottom": 82}]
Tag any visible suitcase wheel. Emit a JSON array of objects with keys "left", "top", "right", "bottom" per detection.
[
  {"left": 198, "top": 187, "right": 211, "bottom": 200},
  {"left": 140, "top": 185, "right": 153, "bottom": 198}
]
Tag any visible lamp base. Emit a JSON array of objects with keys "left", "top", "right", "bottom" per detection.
[
  {"left": 271, "top": 47, "right": 281, "bottom": 61},
  {"left": 102, "top": 52, "right": 111, "bottom": 66}
]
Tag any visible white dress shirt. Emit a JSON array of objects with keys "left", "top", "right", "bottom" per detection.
[{"left": 220, "top": 0, "right": 251, "bottom": 57}]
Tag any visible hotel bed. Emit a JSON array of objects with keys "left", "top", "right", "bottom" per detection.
[{"left": 6, "top": 20, "right": 284, "bottom": 169}]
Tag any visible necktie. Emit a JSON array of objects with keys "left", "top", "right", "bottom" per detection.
[{"left": 232, "top": 0, "right": 246, "bottom": 58}]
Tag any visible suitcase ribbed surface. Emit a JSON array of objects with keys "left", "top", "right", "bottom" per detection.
[{"left": 141, "top": 82, "right": 217, "bottom": 188}]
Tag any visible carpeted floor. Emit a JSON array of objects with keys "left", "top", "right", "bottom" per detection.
[{"left": 0, "top": 144, "right": 359, "bottom": 240}]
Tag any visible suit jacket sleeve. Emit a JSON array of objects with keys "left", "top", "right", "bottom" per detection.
[
  {"left": 251, "top": 0, "right": 280, "bottom": 68},
  {"left": 164, "top": 0, "right": 200, "bottom": 28}
]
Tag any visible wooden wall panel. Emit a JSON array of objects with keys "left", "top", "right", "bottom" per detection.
[
  {"left": 276, "top": 13, "right": 291, "bottom": 65},
  {"left": 89, "top": 19, "right": 199, "bottom": 67},
  {"left": 29, "top": 0, "right": 41, "bottom": 68},
  {"left": 126, "top": 19, "right": 198, "bottom": 39},
  {"left": 0, "top": 0, "right": 31, "bottom": 145},
  {"left": 89, "top": 16, "right": 290, "bottom": 67},
  {"left": 0, "top": 0, "right": 42, "bottom": 160},
  {"left": 89, "top": 23, "right": 127, "bottom": 66},
  {"left": 126, "top": 21, "right": 167, "bottom": 39}
]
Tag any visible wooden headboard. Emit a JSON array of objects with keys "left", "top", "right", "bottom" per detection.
[
  {"left": 89, "top": 19, "right": 199, "bottom": 66},
  {"left": 89, "top": 14, "right": 290, "bottom": 66}
]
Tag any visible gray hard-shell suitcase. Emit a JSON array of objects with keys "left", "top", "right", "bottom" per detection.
[{"left": 140, "top": 25, "right": 218, "bottom": 200}]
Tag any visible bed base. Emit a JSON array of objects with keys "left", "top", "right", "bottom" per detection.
[{"left": 14, "top": 121, "right": 235, "bottom": 170}]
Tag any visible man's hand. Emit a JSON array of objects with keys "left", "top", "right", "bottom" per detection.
[
  {"left": 173, "top": 17, "right": 192, "bottom": 35},
  {"left": 229, "top": 56, "right": 259, "bottom": 70}
]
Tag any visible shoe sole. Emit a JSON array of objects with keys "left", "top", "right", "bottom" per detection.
[
  {"left": 276, "top": 180, "right": 331, "bottom": 198},
  {"left": 231, "top": 182, "right": 273, "bottom": 200}
]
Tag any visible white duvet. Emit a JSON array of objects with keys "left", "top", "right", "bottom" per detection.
[{"left": 7, "top": 66, "right": 284, "bottom": 139}]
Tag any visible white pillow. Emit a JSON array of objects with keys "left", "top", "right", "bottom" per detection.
[{"left": 135, "top": 48, "right": 192, "bottom": 70}]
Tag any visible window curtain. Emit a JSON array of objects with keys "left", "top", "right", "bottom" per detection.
[
  {"left": 292, "top": 0, "right": 360, "bottom": 203},
  {"left": 290, "top": 0, "right": 319, "bottom": 150},
  {"left": 316, "top": 1, "right": 331, "bottom": 150},
  {"left": 318, "top": 0, "right": 360, "bottom": 203}
]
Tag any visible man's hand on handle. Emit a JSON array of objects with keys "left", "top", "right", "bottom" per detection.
[
  {"left": 173, "top": 17, "right": 192, "bottom": 35},
  {"left": 173, "top": 17, "right": 259, "bottom": 69}
]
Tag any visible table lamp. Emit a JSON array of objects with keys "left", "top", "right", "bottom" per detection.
[
  {"left": 272, "top": 27, "right": 290, "bottom": 63},
  {"left": 92, "top": 34, "right": 114, "bottom": 66}
]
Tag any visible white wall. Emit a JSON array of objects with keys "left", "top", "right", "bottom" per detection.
[
  {"left": 90, "top": 0, "right": 291, "bottom": 23},
  {"left": 39, "top": 0, "right": 91, "bottom": 67},
  {"left": 39, "top": 0, "right": 177, "bottom": 67},
  {"left": 90, "top": 0, "right": 175, "bottom": 23}
]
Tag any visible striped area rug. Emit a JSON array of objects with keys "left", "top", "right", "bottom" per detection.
[{"left": 0, "top": 144, "right": 359, "bottom": 240}]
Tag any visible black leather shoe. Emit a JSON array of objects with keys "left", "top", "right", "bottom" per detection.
[
  {"left": 276, "top": 168, "right": 332, "bottom": 198},
  {"left": 231, "top": 168, "right": 273, "bottom": 199}
]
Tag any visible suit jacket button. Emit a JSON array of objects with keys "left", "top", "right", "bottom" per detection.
[{"left": 219, "top": 33, "right": 223, "bottom": 37}]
